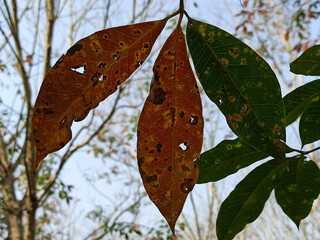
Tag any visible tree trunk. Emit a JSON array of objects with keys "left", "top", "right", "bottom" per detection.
[
  {"left": 2, "top": 174, "right": 23, "bottom": 240},
  {"left": 24, "top": 109, "right": 38, "bottom": 240}
]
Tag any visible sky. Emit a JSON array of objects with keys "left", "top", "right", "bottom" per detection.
[{"left": 0, "top": 0, "right": 319, "bottom": 239}]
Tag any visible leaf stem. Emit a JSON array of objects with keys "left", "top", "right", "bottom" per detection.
[{"left": 298, "top": 145, "right": 320, "bottom": 155}]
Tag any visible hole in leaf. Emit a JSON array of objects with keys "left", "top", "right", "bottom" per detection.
[
  {"left": 91, "top": 72, "right": 101, "bottom": 81},
  {"left": 60, "top": 117, "right": 66, "bottom": 125},
  {"left": 180, "top": 180, "right": 193, "bottom": 194},
  {"left": 113, "top": 51, "right": 121, "bottom": 61},
  {"left": 216, "top": 96, "right": 223, "bottom": 105},
  {"left": 98, "top": 75, "right": 106, "bottom": 82},
  {"left": 179, "top": 142, "right": 189, "bottom": 151},
  {"left": 189, "top": 115, "right": 199, "bottom": 125},
  {"left": 98, "top": 62, "right": 106, "bottom": 68},
  {"left": 71, "top": 65, "right": 86, "bottom": 74}
]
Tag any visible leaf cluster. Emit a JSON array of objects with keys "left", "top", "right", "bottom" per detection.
[{"left": 32, "top": 2, "right": 320, "bottom": 238}]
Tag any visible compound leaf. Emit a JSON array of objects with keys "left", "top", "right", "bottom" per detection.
[
  {"left": 137, "top": 27, "right": 203, "bottom": 233},
  {"left": 283, "top": 79, "right": 320, "bottom": 126},
  {"left": 290, "top": 45, "right": 320, "bottom": 76},
  {"left": 186, "top": 19, "right": 286, "bottom": 160},
  {"left": 33, "top": 20, "right": 167, "bottom": 169},
  {"left": 216, "top": 159, "right": 283, "bottom": 240},
  {"left": 275, "top": 157, "right": 320, "bottom": 227},
  {"left": 197, "top": 138, "right": 267, "bottom": 183}
]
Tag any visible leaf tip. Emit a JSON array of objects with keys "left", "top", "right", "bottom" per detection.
[
  {"left": 169, "top": 221, "right": 176, "bottom": 235},
  {"left": 294, "top": 219, "right": 301, "bottom": 229}
]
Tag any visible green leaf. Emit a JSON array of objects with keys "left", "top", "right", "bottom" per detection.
[
  {"left": 216, "top": 159, "right": 283, "bottom": 240},
  {"left": 299, "top": 98, "right": 320, "bottom": 146},
  {"left": 283, "top": 79, "right": 320, "bottom": 126},
  {"left": 186, "top": 19, "right": 286, "bottom": 159},
  {"left": 290, "top": 45, "right": 320, "bottom": 76},
  {"left": 197, "top": 138, "right": 268, "bottom": 183},
  {"left": 275, "top": 157, "right": 320, "bottom": 227}
]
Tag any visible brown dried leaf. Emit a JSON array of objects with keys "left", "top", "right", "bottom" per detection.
[
  {"left": 137, "top": 27, "right": 203, "bottom": 233},
  {"left": 33, "top": 20, "right": 167, "bottom": 169}
]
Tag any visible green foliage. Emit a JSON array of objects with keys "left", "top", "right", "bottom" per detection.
[
  {"left": 197, "top": 138, "right": 267, "bottom": 183},
  {"left": 186, "top": 18, "right": 286, "bottom": 160},
  {"left": 284, "top": 79, "right": 320, "bottom": 126},
  {"left": 299, "top": 99, "right": 320, "bottom": 146},
  {"left": 290, "top": 45, "right": 320, "bottom": 75},
  {"left": 216, "top": 160, "right": 284, "bottom": 240},
  {"left": 275, "top": 157, "right": 320, "bottom": 227},
  {"left": 190, "top": 20, "right": 320, "bottom": 240}
]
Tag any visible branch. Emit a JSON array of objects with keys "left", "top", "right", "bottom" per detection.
[
  {"left": 190, "top": 192, "right": 202, "bottom": 240},
  {"left": 0, "top": 134, "right": 9, "bottom": 177},
  {"left": 43, "top": 0, "right": 55, "bottom": 77},
  {"left": 181, "top": 213, "right": 197, "bottom": 240}
]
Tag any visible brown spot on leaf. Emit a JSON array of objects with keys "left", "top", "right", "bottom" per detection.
[
  {"left": 147, "top": 87, "right": 167, "bottom": 105},
  {"left": 146, "top": 175, "right": 158, "bottom": 183},
  {"left": 241, "top": 105, "right": 251, "bottom": 115},
  {"left": 273, "top": 125, "right": 283, "bottom": 136},
  {"left": 180, "top": 111, "right": 185, "bottom": 118},
  {"left": 229, "top": 96, "right": 236, "bottom": 102},
  {"left": 53, "top": 58, "right": 63, "bottom": 68},
  {"left": 229, "top": 48, "right": 239, "bottom": 58},
  {"left": 232, "top": 114, "right": 242, "bottom": 122},
  {"left": 113, "top": 51, "right": 121, "bottom": 61},
  {"left": 98, "top": 62, "right": 106, "bottom": 68},
  {"left": 216, "top": 96, "right": 223, "bottom": 105},
  {"left": 138, "top": 157, "right": 144, "bottom": 167},
  {"left": 180, "top": 179, "right": 193, "bottom": 194},
  {"left": 156, "top": 143, "right": 163, "bottom": 152},
  {"left": 166, "top": 165, "right": 172, "bottom": 172},
  {"left": 91, "top": 72, "right": 101, "bottom": 81},
  {"left": 221, "top": 86, "right": 227, "bottom": 93},
  {"left": 133, "top": 29, "right": 142, "bottom": 35},
  {"left": 60, "top": 142, "right": 65, "bottom": 148},
  {"left": 44, "top": 108, "right": 53, "bottom": 114},
  {"left": 170, "top": 107, "right": 175, "bottom": 126},
  {"left": 66, "top": 43, "right": 83, "bottom": 56},
  {"left": 181, "top": 164, "right": 190, "bottom": 172},
  {"left": 189, "top": 115, "right": 199, "bottom": 125},
  {"left": 36, "top": 108, "right": 41, "bottom": 114}
]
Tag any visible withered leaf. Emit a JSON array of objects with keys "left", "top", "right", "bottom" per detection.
[
  {"left": 137, "top": 27, "right": 203, "bottom": 233},
  {"left": 32, "top": 20, "right": 167, "bottom": 169}
]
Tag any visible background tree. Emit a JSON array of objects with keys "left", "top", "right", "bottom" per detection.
[{"left": 0, "top": 0, "right": 319, "bottom": 239}]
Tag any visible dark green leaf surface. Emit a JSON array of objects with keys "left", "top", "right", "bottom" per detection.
[
  {"left": 197, "top": 138, "right": 267, "bottom": 183},
  {"left": 275, "top": 157, "right": 320, "bottom": 227},
  {"left": 283, "top": 79, "right": 320, "bottom": 126},
  {"left": 299, "top": 98, "right": 320, "bottom": 146},
  {"left": 186, "top": 19, "right": 286, "bottom": 159},
  {"left": 290, "top": 45, "right": 320, "bottom": 76},
  {"left": 216, "top": 160, "right": 283, "bottom": 240}
]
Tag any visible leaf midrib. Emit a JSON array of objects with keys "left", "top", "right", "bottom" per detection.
[{"left": 220, "top": 163, "right": 281, "bottom": 239}]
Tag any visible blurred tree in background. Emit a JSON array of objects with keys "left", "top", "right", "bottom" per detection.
[{"left": 0, "top": 0, "right": 319, "bottom": 239}]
